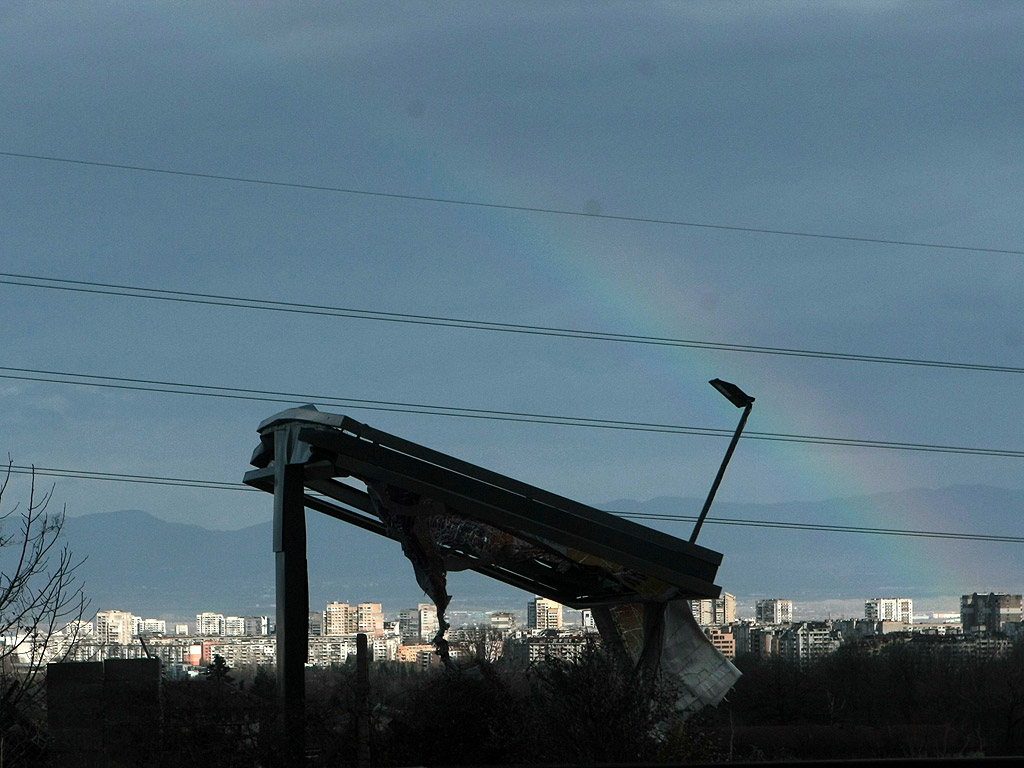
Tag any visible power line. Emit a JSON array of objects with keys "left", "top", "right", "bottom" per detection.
[
  {"left": 7, "top": 464, "right": 1022, "bottom": 544},
  {"left": 5, "top": 464, "right": 251, "bottom": 492},
  {"left": 3, "top": 272, "right": 1023, "bottom": 376},
  {"left": 3, "top": 364, "right": 1023, "bottom": 459},
  {"left": 2, "top": 150, "right": 1022, "bottom": 256},
  {"left": 618, "top": 511, "right": 1024, "bottom": 544}
]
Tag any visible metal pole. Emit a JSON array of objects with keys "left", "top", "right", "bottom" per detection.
[
  {"left": 273, "top": 428, "right": 308, "bottom": 761},
  {"left": 690, "top": 403, "right": 751, "bottom": 544}
]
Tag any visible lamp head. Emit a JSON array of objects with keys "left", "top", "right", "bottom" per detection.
[{"left": 709, "top": 378, "right": 754, "bottom": 408}]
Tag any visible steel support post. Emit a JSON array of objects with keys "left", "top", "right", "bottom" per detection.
[{"left": 273, "top": 428, "right": 308, "bottom": 759}]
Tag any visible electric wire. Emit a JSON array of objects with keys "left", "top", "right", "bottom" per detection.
[
  {"left": 5, "top": 157, "right": 1021, "bottom": 547},
  {"left": 6, "top": 464, "right": 1022, "bottom": 544},
  {"left": 3, "top": 272, "right": 1023, "bottom": 376},
  {"left": 3, "top": 365, "right": 1024, "bottom": 459},
  {"left": 2, "top": 150, "right": 1022, "bottom": 256},
  {"left": 617, "top": 511, "right": 1024, "bottom": 544},
  {"left": 5, "top": 464, "right": 250, "bottom": 492}
]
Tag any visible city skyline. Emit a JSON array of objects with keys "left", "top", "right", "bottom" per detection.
[
  {"left": 64, "top": 590, "right": 1021, "bottom": 649},
  {"left": 82, "top": 590, "right": 998, "bottom": 630},
  {"left": 38, "top": 590, "right": 1021, "bottom": 667}
]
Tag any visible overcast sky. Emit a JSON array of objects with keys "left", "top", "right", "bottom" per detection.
[{"left": 2, "top": 2, "right": 1022, "bottom": 543}]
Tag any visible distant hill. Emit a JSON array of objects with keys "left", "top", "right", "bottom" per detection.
[
  {"left": 63, "top": 509, "right": 524, "bottom": 621},
  {"left": 61, "top": 485, "right": 1024, "bottom": 621},
  {"left": 606, "top": 486, "right": 1024, "bottom": 613}
]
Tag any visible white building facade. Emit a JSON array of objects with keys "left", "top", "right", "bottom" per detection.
[
  {"left": 196, "top": 612, "right": 225, "bottom": 636},
  {"left": 865, "top": 598, "right": 913, "bottom": 624},
  {"left": 95, "top": 610, "right": 139, "bottom": 645},
  {"left": 755, "top": 599, "right": 793, "bottom": 625}
]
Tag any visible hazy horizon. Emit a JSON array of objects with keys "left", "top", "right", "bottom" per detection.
[{"left": 62, "top": 479, "right": 1024, "bottom": 530}]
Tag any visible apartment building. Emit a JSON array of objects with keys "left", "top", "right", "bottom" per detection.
[
  {"left": 400, "top": 604, "right": 439, "bottom": 643},
  {"left": 195, "top": 612, "right": 225, "bottom": 636},
  {"left": 95, "top": 610, "right": 140, "bottom": 645},
  {"left": 705, "top": 626, "right": 737, "bottom": 659},
  {"left": 777, "top": 621, "right": 842, "bottom": 666},
  {"left": 357, "top": 603, "right": 384, "bottom": 636},
  {"left": 224, "top": 616, "right": 247, "bottom": 636},
  {"left": 325, "top": 602, "right": 358, "bottom": 635},
  {"left": 691, "top": 593, "right": 736, "bottom": 626},
  {"left": 865, "top": 597, "right": 913, "bottom": 624},
  {"left": 755, "top": 599, "right": 793, "bottom": 625},
  {"left": 961, "top": 592, "right": 1023, "bottom": 633},
  {"left": 527, "top": 597, "right": 563, "bottom": 630}
]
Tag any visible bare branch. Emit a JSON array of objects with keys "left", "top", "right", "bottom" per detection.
[{"left": 1, "top": 460, "right": 89, "bottom": 732}]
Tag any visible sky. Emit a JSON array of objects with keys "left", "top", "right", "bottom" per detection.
[{"left": 2, "top": 0, "right": 1023, "bottom": 551}]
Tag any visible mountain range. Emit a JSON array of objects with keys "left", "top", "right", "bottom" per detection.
[{"left": 59, "top": 485, "right": 1024, "bottom": 621}]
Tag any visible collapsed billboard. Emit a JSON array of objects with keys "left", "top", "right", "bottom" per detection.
[{"left": 246, "top": 406, "right": 740, "bottom": 712}]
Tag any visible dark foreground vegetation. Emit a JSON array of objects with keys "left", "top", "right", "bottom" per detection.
[
  {"left": 723, "top": 641, "right": 1024, "bottom": 761},
  {"left": 8, "top": 639, "right": 1024, "bottom": 766},
  {"left": 156, "top": 648, "right": 704, "bottom": 767}
]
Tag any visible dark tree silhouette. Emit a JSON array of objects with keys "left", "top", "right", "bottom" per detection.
[
  {"left": 0, "top": 461, "right": 88, "bottom": 765},
  {"left": 207, "top": 653, "right": 235, "bottom": 684}
]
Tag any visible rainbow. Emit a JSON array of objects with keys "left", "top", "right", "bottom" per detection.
[{"left": 384, "top": 118, "right": 956, "bottom": 592}]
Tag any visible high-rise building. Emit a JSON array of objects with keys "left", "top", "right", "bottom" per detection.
[
  {"left": 755, "top": 599, "right": 793, "bottom": 625},
  {"left": 196, "top": 612, "right": 225, "bottom": 636},
  {"left": 357, "top": 603, "right": 384, "bottom": 637},
  {"left": 325, "top": 602, "right": 358, "bottom": 635},
  {"left": 419, "top": 604, "right": 439, "bottom": 640},
  {"left": 224, "top": 616, "right": 247, "bottom": 636},
  {"left": 691, "top": 593, "right": 736, "bottom": 626},
  {"left": 961, "top": 593, "right": 1023, "bottom": 633},
  {"left": 140, "top": 618, "right": 166, "bottom": 635},
  {"left": 691, "top": 599, "right": 713, "bottom": 626},
  {"left": 527, "top": 597, "right": 563, "bottom": 630},
  {"left": 95, "top": 610, "right": 139, "bottom": 644},
  {"left": 400, "top": 604, "right": 439, "bottom": 643},
  {"left": 244, "top": 616, "right": 270, "bottom": 636},
  {"left": 399, "top": 607, "right": 419, "bottom": 643},
  {"left": 865, "top": 598, "right": 913, "bottom": 624},
  {"left": 93, "top": 611, "right": 127, "bottom": 644},
  {"left": 175, "top": 623, "right": 190, "bottom": 636}
]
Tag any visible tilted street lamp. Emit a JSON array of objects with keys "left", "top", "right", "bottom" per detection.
[{"left": 690, "top": 379, "right": 754, "bottom": 544}]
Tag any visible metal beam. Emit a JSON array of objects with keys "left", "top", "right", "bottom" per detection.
[
  {"left": 300, "top": 428, "right": 721, "bottom": 595},
  {"left": 316, "top": 421, "right": 720, "bottom": 560}
]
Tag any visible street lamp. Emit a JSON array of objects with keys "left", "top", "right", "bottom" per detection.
[{"left": 690, "top": 379, "right": 754, "bottom": 544}]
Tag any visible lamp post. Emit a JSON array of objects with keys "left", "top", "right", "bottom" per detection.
[{"left": 690, "top": 379, "right": 754, "bottom": 544}]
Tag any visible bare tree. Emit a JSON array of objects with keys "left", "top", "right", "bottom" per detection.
[{"left": 1, "top": 460, "right": 88, "bottom": 762}]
